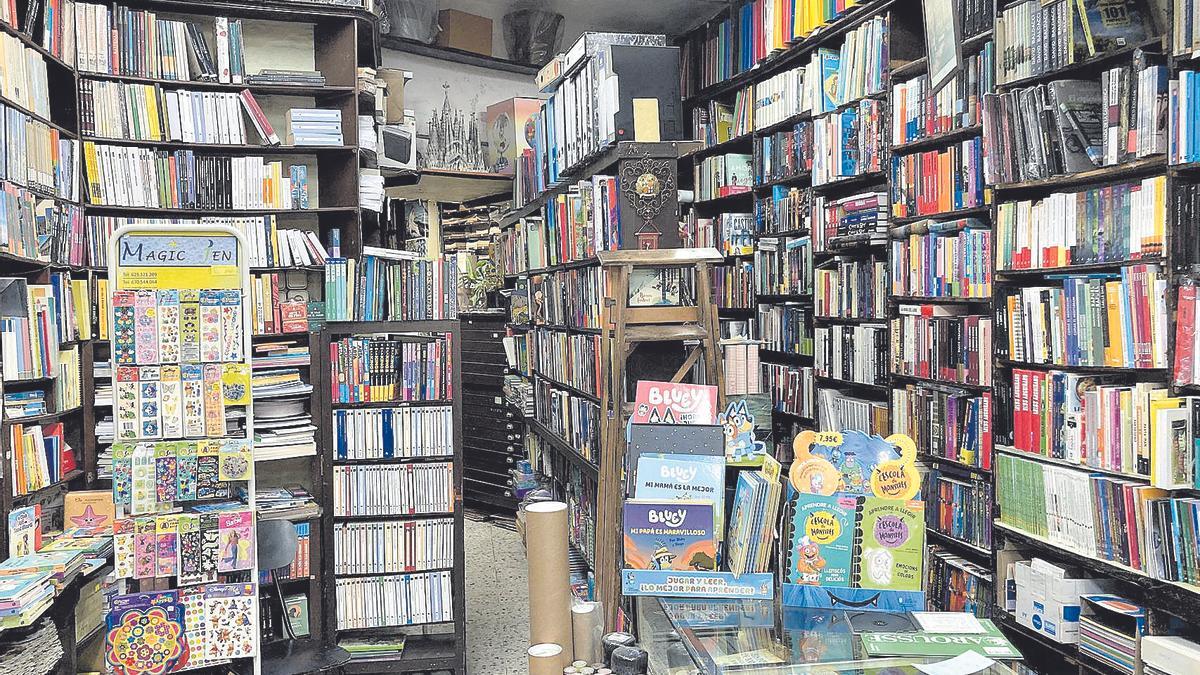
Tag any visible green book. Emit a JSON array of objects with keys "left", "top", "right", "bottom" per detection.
[
  {"left": 859, "top": 619, "right": 1021, "bottom": 659},
  {"left": 284, "top": 594, "right": 310, "bottom": 638}
]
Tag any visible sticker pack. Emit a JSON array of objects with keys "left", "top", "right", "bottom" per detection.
[{"left": 112, "top": 508, "right": 253, "bottom": 582}]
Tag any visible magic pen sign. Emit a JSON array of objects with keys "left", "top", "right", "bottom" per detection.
[{"left": 115, "top": 232, "right": 241, "bottom": 290}]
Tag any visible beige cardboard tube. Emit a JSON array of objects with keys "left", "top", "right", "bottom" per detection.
[
  {"left": 526, "top": 501, "right": 574, "bottom": 655},
  {"left": 571, "top": 601, "right": 603, "bottom": 663},
  {"left": 528, "top": 643, "right": 565, "bottom": 675}
]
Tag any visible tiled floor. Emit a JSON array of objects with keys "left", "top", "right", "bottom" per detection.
[{"left": 465, "top": 516, "right": 529, "bottom": 674}]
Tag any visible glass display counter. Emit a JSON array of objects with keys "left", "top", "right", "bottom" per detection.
[{"left": 636, "top": 597, "right": 1023, "bottom": 675}]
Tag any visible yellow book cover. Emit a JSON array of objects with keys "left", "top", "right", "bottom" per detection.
[
  {"left": 1150, "top": 175, "right": 1165, "bottom": 254},
  {"left": 97, "top": 278, "right": 110, "bottom": 340},
  {"left": 71, "top": 279, "right": 92, "bottom": 340},
  {"left": 1148, "top": 394, "right": 1184, "bottom": 487},
  {"left": 145, "top": 85, "right": 162, "bottom": 141},
  {"left": 1007, "top": 295, "right": 1019, "bottom": 359}
]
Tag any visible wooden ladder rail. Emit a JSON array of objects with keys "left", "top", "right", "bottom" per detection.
[{"left": 593, "top": 248, "right": 726, "bottom": 630}]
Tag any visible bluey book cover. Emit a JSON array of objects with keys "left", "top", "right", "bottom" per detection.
[
  {"left": 7, "top": 505, "right": 40, "bottom": 558},
  {"left": 623, "top": 500, "right": 717, "bottom": 571},
  {"left": 634, "top": 453, "right": 725, "bottom": 536},
  {"left": 788, "top": 493, "right": 856, "bottom": 587}
]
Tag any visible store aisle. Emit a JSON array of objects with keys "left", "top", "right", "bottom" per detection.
[{"left": 465, "top": 515, "right": 529, "bottom": 673}]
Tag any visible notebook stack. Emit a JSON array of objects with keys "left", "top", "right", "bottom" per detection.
[
  {"left": 247, "top": 69, "right": 327, "bottom": 87},
  {"left": 287, "top": 109, "right": 343, "bottom": 146}
]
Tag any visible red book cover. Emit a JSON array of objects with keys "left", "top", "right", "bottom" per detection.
[
  {"left": 1175, "top": 286, "right": 1196, "bottom": 385},
  {"left": 980, "top": 391, "right": 993, "bottom": 471}
]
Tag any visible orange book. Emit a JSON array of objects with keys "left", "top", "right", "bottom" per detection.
[{"left": 1104, "top": 280, "right": 1123, "bottom": 367}]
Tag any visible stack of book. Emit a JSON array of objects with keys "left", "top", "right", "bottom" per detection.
[
  {"left": 255, "top": 485, "right": 321, "bottom": 521},
  {"left": 0, "top": 571, "right": 55, "bottom": 629},
  {"left": 287, "top": 109, "right": 343, "bottom": 146},
  {"left": 3, "top": 390, "right": 46, "bottom": 418},
  {"left": 813, "top": 191, "right": 888, "bottom": 252},
  {"left": 247, "top": 70, "right": 326, "bottom": 87},
  {"left": 253, "top": 397, "right": 316, "bottom": 462}
]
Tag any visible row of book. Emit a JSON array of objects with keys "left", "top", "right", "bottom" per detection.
[
  {"left": 328, "top": 334, "right": 453, "bottom": 404},
  {"left": 994, "top": 0, "right": 1153, "bottom": 85},
  {"left": 812, "top": 191, "right": 887, "bottom": 252},
  {"left": 694, "top": 152, "right": 752, "bottom": 201},
  {"left": 331, "top": 463, "right": 454, "bottom": 517},
  {"left": 1169, "top": 70, "right": 1200, "bottom": 164},
  {"left": 527, "top": 329, "right": 602, "bottom": 397},
  {"left": 754, "top": 235, "right": 811, "bottom": 297},
  {"left": 50, "top": 270, "right": 86, "bottom": 343},
  {"left": 755, "top": 124, "right": 813, "bottom": 186},
  {"left": 756, "top": 186, "right": 809, "bottom": 235},
  {"left": 2, "top": 105, "right": 78, "bottom": 200},
  {"left": 79, "top": 80, "right": 278, "bottom": 145},
  {"left": 892, "top": 383, "right": 992, "bottom": 470},
  {"left": 816, "top": 388, "right": 888, "bottom": 435},
  {"left": 533, "top": 379, "right": 600, "bottom": 463},
  {"left": 75, "top": 4, "right": 248, "bottom": 84},
  {"left": 80, "top": 215, "right": 323, "bottom": 268},
  {"left": 890, "top": 218, "right": 992, "bottom": 299},
  {"left": 888, "top": 137, "right": 986, "bottom": 219},
  {"left": 998, "top": 265, "right": 1168, "bottom": 369},
  {"left": 723, "top": 341, "right": 763, "bottom": 396},
  {"left": 757, "top": 303, "right": 813, "bottom": 355},
  {"left": 111, "top": 288, "right": 246, "bottom": 365},
  {"left": 244, "top": 271, "right": 304, "bottom": 333},
  {"left": 0, "top": 280, "right": 62, "bottom": 381},
  {"left": 335, "top": 570, "right": 453, "bottom": 630},
  {"left": 926, "top": 548, "right": 993, "bottom": 616},
  {"left": 0, "top": 32, "right": 52, "bottom": 120},
  {"left": 713, "top": 260, "right": 755, "bottom": 310},
  {"left": 540, "top": 177, "right": 620, "bottom": 266},
  {"left": 890, "top": 44, "right": 994, "bottom": 146},
  {"left": 997, "top": 453, "right": 1200, "bottom": 584},
  {"left": 9, "top": 422, "right": 69, "bottom": 496},
  {"left": 811, "top": 98, "right": 883, "bottom": 185},
  {"left": 681, "top": 0, "right": 863, "bottom": 93},
  {"left": 331, "top": 248, "right": 461, "bottom": 323},
  {"left": 524, "top": 267, "right": 603, "bottom": 329},
  {"left": 927, "top": 469, "right": 993, "bottom": 550},
  {"left": 993, "top": 177, "right": 1166, "bottom": 271},
  {"left": 814, "top": 255, "right": 886, "bottom": 318},
  {"left": 1004, "top": 369, "right": 1164, "bottom": 477},
  {"left": 693, "top": 89, "right": 752, "bottom": 148},
  {"left": 332, "top": 407, "right": 453, "bottom": 461},
  {"left": 982, "top": 66, "right": 1167, "bottom": 185},
  {"left": 890, "top": 309, "right": 993, "bottom": 386},
  {"left": 0, "top": 188, "right": 82, "bottom": 265},
  {"left": 333, "top": 518, "right": 454, "bottom": 575},
  {"left": 764, "top": 362, "right": 814, "bottom": 420},
  {"left": 814, "top": 323, "right": 888, "bottom": 386},
  {"left": 82, "top": 144, "right": 312, "bottom": 210}
]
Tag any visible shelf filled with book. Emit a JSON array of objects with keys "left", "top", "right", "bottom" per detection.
[{"left": 316, "top": 320, "right": 466, "bottom": 671}]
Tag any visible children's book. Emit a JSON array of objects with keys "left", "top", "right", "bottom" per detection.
[
  {"left": 788, "top": 493, "right": 856, "bottom": 586},
  {"left": 854, "top": 497, "right": 926, "bottom": 592},
  {"left": 284, "top": 593, "right": 310, "bottom": 637},
  {"left": 634, "top": 453, "right": 725, "bottom": 536},
  {"left": 630, "top": 381, "right": 718, "bottom": 425},
  {"left": 65, "top": 490, "right": 115, "bottom": 533},
  {"left": 623, "top": 500, "right": 717, "bottom": 571},
  {"left": 7, "top": 505, "right": 41, "bottom": 557}
]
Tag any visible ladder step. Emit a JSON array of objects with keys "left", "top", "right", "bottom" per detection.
[{"left": 623, "top": 324, "right": 709, "bottom": 342}]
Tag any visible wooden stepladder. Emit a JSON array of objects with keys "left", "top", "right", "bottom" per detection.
[{"left": 593, "top": 247, "right": 726, "bottom": 630}]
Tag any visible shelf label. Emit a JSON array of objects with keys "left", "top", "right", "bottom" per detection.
[{"left": 119, "top": 234, "right": 239, "bottom": 267}]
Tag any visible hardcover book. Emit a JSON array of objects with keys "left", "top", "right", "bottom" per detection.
[{"left": 623, "top": 500, "right": 717, "bottom": 571}]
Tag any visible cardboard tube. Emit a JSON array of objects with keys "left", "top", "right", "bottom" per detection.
[
  {"left": 526, "top": 501, "right": 574, "bottom": 655},
  {"left": 528, "top": 643, "right": 565, "bottom": 675},
  {"left": 571, "top": 601, "right": 603, "bottom": 663}
]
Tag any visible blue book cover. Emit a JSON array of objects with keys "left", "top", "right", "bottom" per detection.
[
  {"left": 818, "top": 49, "right": 841, "bottom": 113},
  {"left": 623, "top": 500, "right": 717, "bottom": 571},
  {"left": 788, "top": 493, "right": 856, "bottom": 587}
]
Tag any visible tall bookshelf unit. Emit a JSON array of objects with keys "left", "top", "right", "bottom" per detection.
[
  {"left": 316, "top": 320, "right": 467, "bottom": 673},
  {"left": 75, "top": 0, "right": 381, "bottom": 653},
  {"left": 981, "top": 2, "right": 1200, "bottom": 671}
]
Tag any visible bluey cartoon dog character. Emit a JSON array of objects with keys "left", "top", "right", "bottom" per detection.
[{"left": 720, "top": 400, "right": 766, "bottom": 463}]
